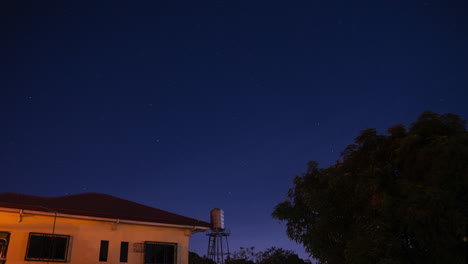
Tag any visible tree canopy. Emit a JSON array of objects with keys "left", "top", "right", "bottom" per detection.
[
  {"left": 189, "top": 252, "right": 216, "bottom": 264},
  {"left": 272, "top": 111, "right": 468, "bottom": 264},
  {"left": 225, "top": 247, "right": 310, "bottom": 264}
]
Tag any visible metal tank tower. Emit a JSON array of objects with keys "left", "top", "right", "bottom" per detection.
[{"left": 207, "top": 208, "right": 230, "bottom": 264}]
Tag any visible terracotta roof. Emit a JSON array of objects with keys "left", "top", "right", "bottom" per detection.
[{"left": 0, "top": 192, "right": 210, "bottom": 228}]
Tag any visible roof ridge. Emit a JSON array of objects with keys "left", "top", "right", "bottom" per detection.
[
  {"left": 1, "top": 192, "right": 174, "bottom": 214},
  {"left": 49, "top": 192, "right": 111, "bottom": 198},
  {"left": 0, "top": 192, "right": 53, "bottom": 199},
  {"left": 51, "top": 193, "right": 169, "bottom": 212},
  {"left": 80, "top": 193, "right": 202, "bottom": 221}
]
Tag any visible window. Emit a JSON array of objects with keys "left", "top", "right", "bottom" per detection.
[
  {"left": 144, "top": 242, "right": 176, "bottom": 264},
  {"left": 120, "top": 242, "right": 128, "bottom": 262},
  {"left": 25, "top": 233, "right": 70, "bottom": 262},
  {"left": 99, "top": 240, "right": 109, "bottom": 262},
  {"left": 0, "top": 232, "right": 10, "bottom": 264}
]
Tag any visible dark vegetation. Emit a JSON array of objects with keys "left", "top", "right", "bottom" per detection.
[
  {"left": 190, "top": 247, "right": 310, "bottom": 264},
  {"left": 273, "top": 111, "right": 468, "bottom": 264},
  {"left": 225, "top": 247, "right": 311, "bottom": 264},
  {"left": 189, "top": 251, "right": 216, "bottom": 264}
]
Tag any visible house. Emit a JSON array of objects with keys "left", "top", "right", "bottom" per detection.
[{"left": 0, "top": 192, "right": 210, "bottom": 264}]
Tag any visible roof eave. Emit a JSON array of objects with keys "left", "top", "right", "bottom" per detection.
[{"left": 0, "top": 206, "right": 210, "bottom": 231}]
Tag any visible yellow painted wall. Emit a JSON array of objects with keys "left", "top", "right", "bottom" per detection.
[{"left": 0, "top": 210, "right": 193, "bottom": 264}]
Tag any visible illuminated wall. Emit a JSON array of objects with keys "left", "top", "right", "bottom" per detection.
[{"left": 0, "top": 209, "right": 195, "bottom": 264}]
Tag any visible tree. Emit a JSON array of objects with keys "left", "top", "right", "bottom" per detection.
[
  {"left": 225, "top": 247, "right": 310, "bottom": 264},
  {"left": 225, "top": 247, "right": 257, "bottom": 264},
  {"left": 272, "top": 111, "right": 468, "bottom": 264},
  {"left": 189, "top": 252, "right": 216, "bottom": 264},
  {"left": 257, "top": 247, "right": 311, "bottom": 264}
]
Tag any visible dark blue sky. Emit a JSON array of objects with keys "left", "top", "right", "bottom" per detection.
[{"left": 2, "top": 0, "right": 468, "bottom": 260}]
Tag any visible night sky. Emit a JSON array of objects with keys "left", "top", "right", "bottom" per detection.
[{"left": 2, "top": 0, "right": 468, "bottom": 260}]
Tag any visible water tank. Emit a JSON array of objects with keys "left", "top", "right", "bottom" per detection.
[{"left": 210, "top": 208, "right": 224, "bottom": 231}]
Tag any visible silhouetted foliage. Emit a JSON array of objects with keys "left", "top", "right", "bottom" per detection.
[
  {"left": 257, "top": 247, "right": 311, "bottom": 264},
  {"left": 225, "top": 247, "right": 310, "bottom": 264},
  {"left": 272, "top": 111, "right": 468, "bottom": 264},
  {"left": 225, "top": 247, "right": 256, "bottom": 264},
  {"left": 189, "top": 252, "right": 216, "bottom": 264}
]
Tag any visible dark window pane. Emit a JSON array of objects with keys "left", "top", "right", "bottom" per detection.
[
  {"left": 52, "top": 237, "right": 68, "bottom": 260},
  {"left": 27, "top": 235, "right": 45, "bottom": 259},
  {"left": 120, "top": 242, "right": 128, "bottom": 262},
  {"left": 99, "top": 240, "right": 109, "bottom": 262},
  {"left": 25, "top": 233, "right": 69, "bottom": 262},
  {"left": 0, "top": 231, "right": 10, "bottom": 260},
  {"left": 144, "top": 243, "right": 155, "bottom": 264},
  {"left": 144, "top": 242, "right": 175, "bottom": 264}
]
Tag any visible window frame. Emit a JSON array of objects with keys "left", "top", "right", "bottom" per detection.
[
  {"left": 0, "top": 231, "right": 11, "bottom": 263},
  {"left": 120, "top": 241, "right": 129, "bottom": 262},
  {"left": 99, "top": 240, "right": 109, "bottom": 262},
  {"left": 24, "top": 232, "right": 70, "bottom": 262},
  {"left": 143, "top": 241, "right": 177, "bottom": 264}
]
